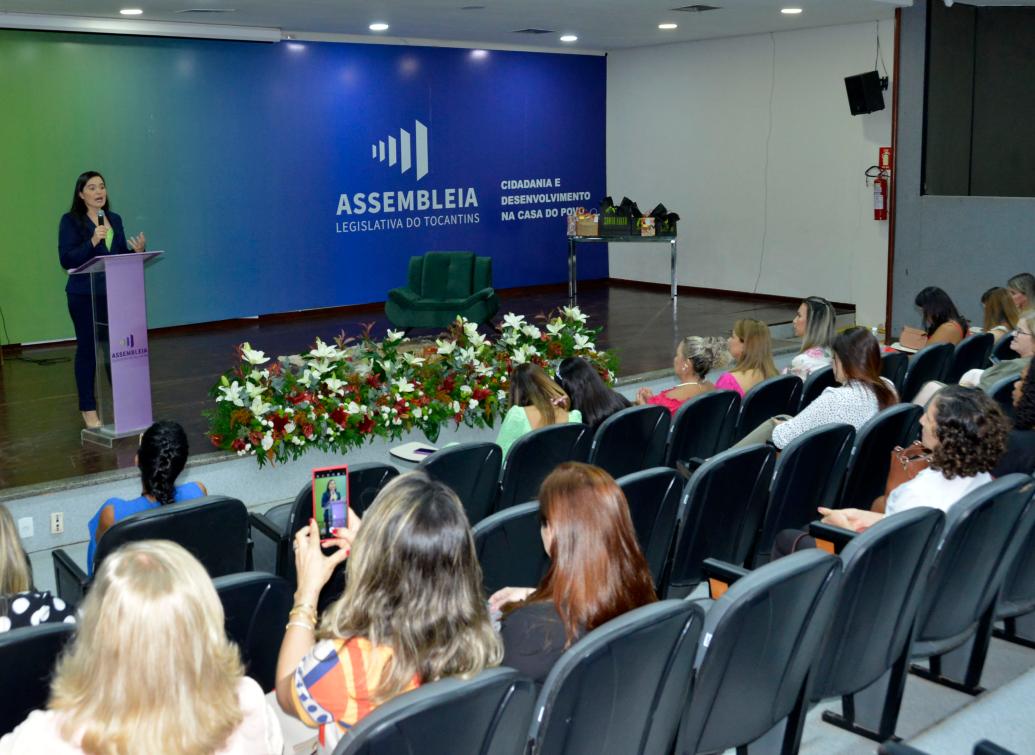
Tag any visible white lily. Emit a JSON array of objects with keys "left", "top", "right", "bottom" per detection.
[
  {"left": 562, "top": 305, "right": 588, "bottom": 323},
  {"left": 395, "top": 378, "right": 415, "bottom": 393},
  {"left": 217, "top": 381, "right": 245, "bottom": 407},
  {"left": 463, "top": 321, "right": 479, "bottom": 337},
  {"left": 460, "top": 385, "right": 473, "bottom": 396},
  {"left": 436, "top": 339, "right": 456, "bottom": 356},
  {"left": 385, "top": 329, "right": 406, "bottom": 343},
  {"left": 546, "top": 319, "right": 565, "bottom": 335},
  {"left": 468, "top": 331, "right": 488, "bottom": 349},
  {"left": 347, "top": 401, "right": 361, "bottom": 414},
  {"left": 520, "top": 324, "right": 541, "bottom": 339},
  {"left": 497, "top": 389, "right": 507, "bottom": 400},
  {"left": 511, "top": 346, "right": 529, "bottom": 364},
  {"left": 285, "top": 422, "right": 296, "bottom": 434},
  {"left": 574, "top": 334, "right": 595, "bottom": 350},
  {"left": 475, "top": 362, "right": 494, "bottom": 377},
  {"left": 250, "top": 396, "right": 273, "bottom": 417},
  {"left": 381, "top": 359, "right": 396, "bottom": 376},
  {"left": 261, "top": 432, "right": 274, "bottom": 451},
  {"left": 413, "top": 407, "right": 423, "bottom": 419},
  {"left": 240, "top": 342, "right": 269, "bottom": 365},
  {"left": 244, "top": 381, "right": 266, "bottom": 400},
  {"left": 502, "top": 313, "right": 525, "bottom": 329},
  {"left": 402, "top": 352, "right": 425, "bottom": 366},
  {"left": 457, "top": 347, "right": 477, "bottom": 364},
  {"left": 324, "top": 377, "right": 345, "bottom": 393}
]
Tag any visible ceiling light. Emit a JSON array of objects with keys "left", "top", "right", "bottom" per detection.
[
  {"left": 120, "top": 8, "right": 143, "bottom": 14},
  {"left": 781, "top": 8, "right": 803, "bottom": 14},
  {"left": 559, "top": 34, "right": 578, "bottom": 42},
  {"left": 369, "top": 22, "right": 389, "bottom": 31},
  {"left": 658, "top": 23, "right": 678, "bottom": 30}
]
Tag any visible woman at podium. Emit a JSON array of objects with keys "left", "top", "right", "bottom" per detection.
[{"left": 58, "top": 171, "right": 146, "bottom": 430}]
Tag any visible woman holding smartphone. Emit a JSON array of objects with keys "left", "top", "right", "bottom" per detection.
[{"left": 58, "top": 171, "right": 146, "bottom": 429}]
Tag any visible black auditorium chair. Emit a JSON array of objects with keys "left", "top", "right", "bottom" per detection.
[
  {"left": 616, "top": 468, "right": 684, "bottom": 587},
  {"left": 332, "top": 668, "right": 535, "bottom": 755},
  {"left": 829, "top": 475, "right": 1035, "bottom": 743},
  {"left": 900, "top": 343, "right": 953, "bottom": 403},
  {"left": 798, "top": 365, "right": 839, "bottom": 412},
  {"left": 249, "top": 462, "right": 399, "bottom": 579},
  {"left": 946, "top": 332, "right": 994, "bottom": 384},
  {"left": 880, "top": 351, "right": 909, "bottom": 397},
  {"left": 664, "top": 390, "right": 741, "bottom": 469},
  {"left": 673, "top": 550, "right": 841, "bottom": 755},
  {"left": 528, "top": 600, "right": 705, "bottom": 755},
  {"left": 53, "top": 495, "right": 250, "bottom": 607},
  {"left": 0, "top": 623, "right": 76, "bottom": 736},
  {"left": 497, "top": 424, "right": 592, "bottom": 513},
  {"left": 992, "top": 332, "right": 1018, "bottom": 363},
  {"left": 588, "top": 405, "right": 670, "bottom": 480},
  {"left": 750, "top": 423, "right": 855, "bottom": 566},
  {"left": 419, "top": 442, "right": 503, "bottom": 526},
  {"left": 215, "top": 572, "right": 293, "bottom": 693},
  {"left": 989, "top": 375, "right": 1017, "bottom": 420},
  {"left": 837, "top": 404, "right": 923, "bottom": 510},
  {"left": 801, "top": 508, "right": 945, "bottom": 745},
  {"left": 994, "top": 508, "right": 1035, "bottom": 648},
  {"left": 732, "top": 374, "right": 803, "bottom": 443},
  {"left": 662, "top": 445, "right": 776, "bottom": 598},
  {"left": 473, "top": 502, "right": 549, "bottom": 597}
]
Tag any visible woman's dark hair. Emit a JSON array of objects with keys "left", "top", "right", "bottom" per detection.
[
  {"left": 555, "top": 357, "right": 630, "bottom": 430},
  {"left": 138, "top": 421, "right": 190, "bottom": 506},
  {"left": 930, "top": 386, "right": 1009, "bottom": 479},
  {"left": 69, "top": 171, "right": 111, "bottom": 218},
  {"left": 1015, "top": 367, "right": 1035, "bottom": 431},
  {"left": 832, "top": 327, "right": 896, "bottom": 409},
  {"left": 914, "top": 286, "right": 968, "bottom": 337},
  {"left": 524, "top": 463, "right": 656, "bottom": 644}
]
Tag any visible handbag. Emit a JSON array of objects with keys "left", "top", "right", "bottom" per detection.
[{"left": 883, "top": 440, "right": 932, "bottom": 497}]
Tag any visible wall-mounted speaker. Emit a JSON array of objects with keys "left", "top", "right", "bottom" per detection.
[{"left": 845, "top": 71, "right": 886, "bottom": 116}]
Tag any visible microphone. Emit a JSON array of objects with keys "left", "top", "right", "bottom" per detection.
[{"left": 97, "top": 209, "right": 105, "bottom": 225}]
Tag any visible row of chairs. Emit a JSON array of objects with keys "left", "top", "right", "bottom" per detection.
[{"left": 473, "top": 403, "right": 921, "bottom": 603}]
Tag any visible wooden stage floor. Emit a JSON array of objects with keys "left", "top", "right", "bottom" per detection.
[{"left": 0, "top": 281, "right": 802, "bottom": 491}]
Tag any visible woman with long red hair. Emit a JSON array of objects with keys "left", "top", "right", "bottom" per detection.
[{"left": 489, "top": 462, "right": 657, "bottom": 685}]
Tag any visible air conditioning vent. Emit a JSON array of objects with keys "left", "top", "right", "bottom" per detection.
[
  {"left": 176, "top": 8, "right": 238, "bottom": 13},
  {"left": 512, "top": 28, "right": 554, "bottom": 34},
  {"left": 670, "top": 4, "right": 721, "bottom": 12}
]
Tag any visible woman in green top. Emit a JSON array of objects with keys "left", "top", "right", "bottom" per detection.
[{"left": 496, "top": 363, "right": 582, "bottom": 456}]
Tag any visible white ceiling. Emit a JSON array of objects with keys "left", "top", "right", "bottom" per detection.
[{"left": 0, "top": 0, "right": 906, "bottom": 50}]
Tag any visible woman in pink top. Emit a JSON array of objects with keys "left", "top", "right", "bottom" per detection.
[
  {"left": 635, "top": 336, "right": 729, "bottom": 414},
  {"left": 714, "top": 319, "right": 778, "bottom": 397},
  {"left": 0, "top": 541, "right": 283, "bottom": 755}
]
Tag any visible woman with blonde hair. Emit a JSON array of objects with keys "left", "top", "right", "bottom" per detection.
[
  {"left": 276, "top": 472, "right": 501, "bottom": 750},
  {"left": 785, "top": 296, "right": 836, "bottom": 379},
  {"left": 495, "top": 362, "right": 582, "bottom": 456},
  {"left": 0, "top": 540, "right": 282, "bottom": 753},
  {"left": 981, "top": 287, "right": 1020, "bottom": 342},
  {"left": 635, "top": 336, "right": 729, "bottom": 414},
  {"left": 715, "top": 319, "right": 778, "bottom": 397},
  {"left": 0, "top": 504, "right": 75, "bottom": 634},
  {"left": 1007, "top": 273, "right": 1035, "bottom": 319},
  {"left": 490, "top": 463, "right": 657, "bottom": 685}
]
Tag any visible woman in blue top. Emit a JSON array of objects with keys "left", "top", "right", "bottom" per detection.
[
  {"left": 58, "top": 171, "right": 147, "bottom": 429},
  {"left": 87, "top": 421, "right": 206, "bottom": 573}
]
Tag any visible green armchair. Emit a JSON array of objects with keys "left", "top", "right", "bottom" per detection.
[{"left": 385, "top": 252, "right": 500, "bottom": 330}]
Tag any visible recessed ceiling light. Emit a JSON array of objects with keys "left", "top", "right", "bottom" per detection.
[
  {"left": 559, "top": 34, "right": 578, "bottom": 42},
  {"left": 781, "top": 8, "right": 803, "bottom": 14},
  {"left": 120, "top": 8, "right": 144, "bottom": 15},
  {"left": 658, "top": 23, "right": 678, "bottom": 30},
  {"left": 369, "top": 22, "right": 390, "bottom": 31}
]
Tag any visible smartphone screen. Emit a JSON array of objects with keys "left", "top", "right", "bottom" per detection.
[
  {"left": 312, "top": 465, "right": 349, "bottom": 544},
  {"left": 413, "top": 447, "right": 436, "bottom": 456}
]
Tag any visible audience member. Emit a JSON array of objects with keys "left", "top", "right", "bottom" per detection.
[
  {"left": 0, "top": 505, "right": 75, "bottom": 634},
  {"left": 1007, "top": 273, "right": 1035, "bottom": 319},
  {"left": 0, "top": 540, "right": 283, "bottom": 753},
  {"left": 960, "top": 313, "right": 1034, "bottom": 392},
  {"left": 489, "top": 463, "right": 656, "bottom": 686},
  {"left": 714, "top": 319, "right": 778, "bottom": 397},
  {"left": 915, "top": 286, "right": 969, "bottom": 346},
  {"left": 735, "top": 327, "right": 896, "bottom": 448},
  {"left": 980, "top": 286, "right": 1019, "bottom": 342},
  {"left": 276, "top": 473, "right": 500, "bottom": 749},
  {"left": 993, "top": 365, "right": 1035, "bottom": 477},
  {"left": 86, "top": 421, "right": 207, "bottom": 574},
  {"left": 495, "top": 363, "right": 582, "bottom": 456},
  {"left": 635, "top": 336, "right": 728, "bottom": 414},
  {"left": 555, "top": 356, "right": 630, "bottom": 431},
  {"left": 784, "top": 296, "right": 836, "bottom": 379}
]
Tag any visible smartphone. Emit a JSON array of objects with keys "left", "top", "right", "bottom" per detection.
[{"left": 312, "top": 465, "right": 349, "bottom": 545}]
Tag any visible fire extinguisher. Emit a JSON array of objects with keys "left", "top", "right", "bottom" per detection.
[{"left": 873, "top": 175, "right": 888, "bottom": 221}]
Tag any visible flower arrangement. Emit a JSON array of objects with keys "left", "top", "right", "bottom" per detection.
[{"left": 207, "top": 306, "right": 618, "bottom": 466}]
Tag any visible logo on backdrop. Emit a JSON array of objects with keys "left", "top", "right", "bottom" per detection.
[
  {"left": 371, "top": 119, "right": 429, "bottom": 181},
  {"left": 111, "top": 332, "right": 148, "bottom": 361}
]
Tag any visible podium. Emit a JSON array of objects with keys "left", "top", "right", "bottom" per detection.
[{"left": 69, "top": 252, "right": 162, "bottom": 446}]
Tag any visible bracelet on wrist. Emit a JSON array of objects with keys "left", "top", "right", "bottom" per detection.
[{"left": 286, "top": 620, "right": 315, "bottom": 632}]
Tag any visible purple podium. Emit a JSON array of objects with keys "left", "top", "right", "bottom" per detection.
[{"left": 70, "top": 252, "right": 162, "bottom": 446}]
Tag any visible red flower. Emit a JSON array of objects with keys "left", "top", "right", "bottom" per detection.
[
  {"left": 357, "top": 416, "right": 375, "bottom": 434},
  {"left": 442, "top": 375, "right": 456, "bottom": 393},
  {"left": 231, "top": 438, "right": 247, "bottom": 452},
  {"left": 209, "top": 434, "right": 224, "bottom": 447},
  {"left": 268, "top": 362, "right": 283, "bottom": 377},
  {"left": 301, "top": 423, "right": 315, "bottom": 439},
  {"left": 248, "top": 430, "right": 263, "bottom": 447},
  {"left": 473, "top": 387, "right": 491, "bottom": 402},
  {"left": 270, "top": 414, "right": 290, "bottom": 435},
  {"left": 366, "top": 373, "right": 383, "bottom": 388},
  {"left": 329, "top": 406, "right": 349, "bottom": 427}
]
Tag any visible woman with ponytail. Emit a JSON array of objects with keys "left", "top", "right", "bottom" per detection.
[{"left": 86, "top": 421, "right": 207, "bottom": 574}]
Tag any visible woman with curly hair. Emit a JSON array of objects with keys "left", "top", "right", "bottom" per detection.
[
  {"left": 819, "top": 386, "right": 1008, "bottom": 531},
  {"left": 993, "top": 365, "right": 1035, "bottom": 477},
  {"left": 635, "top": 335, "right": 729, "bottom": 415}
]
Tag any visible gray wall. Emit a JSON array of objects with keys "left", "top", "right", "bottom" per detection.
[{"left": 892, "top": 2, "right": 1035, "bottom": 334}]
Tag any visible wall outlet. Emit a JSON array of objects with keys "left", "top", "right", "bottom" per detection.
[
  {"left": 50, "top": 512, "right": 64, "bottom": 535},
  {"left": 18, "top": 517, "right": 33, "bottom": 539}
]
